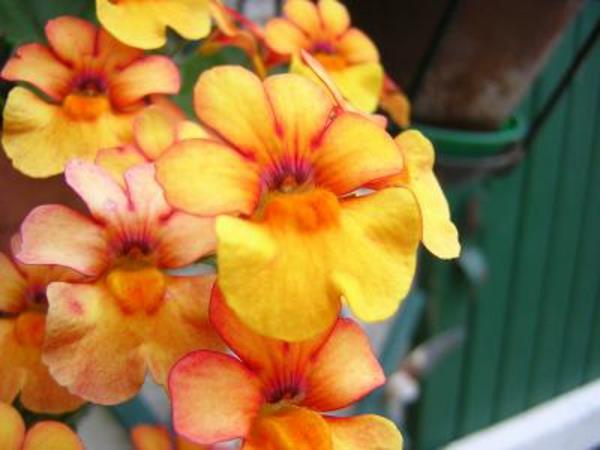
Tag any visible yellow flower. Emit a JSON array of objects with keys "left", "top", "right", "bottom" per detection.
[
  {"left": 97, "top": 0, "right": 213, "bottom": 49},
  {"left": 265, "top": 0, "right": 383, "bottom": 112},
  {"left": 156, "top": 66, "right": 422, "bottom": 341}
]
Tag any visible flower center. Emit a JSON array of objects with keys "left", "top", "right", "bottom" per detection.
[
  {"left": 106, "top": 258, "right": 167, "bottom": 314},
  {"left": 14, "top": 312, "right": 46, "bottom": 348},
  {"left": 63, "top": 75, "right": 110, "bottom": 120},
  {"left": 266, "top": 383, "right": 305, "bottom": 406},
  {"left": 314, "top": 52, "right": 347, "bottom": 71}
]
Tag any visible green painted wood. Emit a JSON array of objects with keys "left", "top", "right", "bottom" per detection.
[
  {"left": 526, "top": 16, "right": 598, "bottom": 406},
  {"left": 406, "top": 5, "right": 600, "bottom": 448},
  {"left": 456, "top": 128, "right": 529, "bottom": 435},
  {"left": 490, "top": 21, "right": 577, "bottom": 420},
  {"left": 531, "top": 8, "right": 600, "bottom": 400},
  {"left": 557, "top": 3, "right": 600, "bottom": 394},
  {"left": 413, "top": 188, "right": 473, "bottom": 450}
]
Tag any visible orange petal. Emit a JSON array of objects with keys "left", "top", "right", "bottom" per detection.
[
  {"left": 1, "top": 87, "right": 135, "bottom": 178},
  {"left": 96, "top": 28, "right": 145, "bottom": 74},
  {"left": 210, "top": 288, "right": 331, "bottom": 386},
  {"left": 335, "top": 188, "right": 420, "bottom": 322},
  {"left": 143, "top": 275, "right": 223, "bottom": 385},
  {"left": 284, "top": 0, "right": 321, "bottom": 38},
  {"left": 1, "top": 44, "right": 72, "bottom": 100},
  {"left": 175, "top": 120, "right": 212, "bottom": 141},
  {"left": 131, "top": 425, "right": 172, "bottom": 450},
  {"left": 43, "top": 282, "right": 146, "bottom": 404},
  {"left": 0, "top": 253, "right": 27, "bottom": 313},
  {"left": 215, "top": 190, "right": 342, "bottom": 342},
  {"left": 95, "top": 145, "right": 148, "bottom": 186},
  {"left": 0, "top": 321, "right": 25, "bottom": 406},
  {"left": 193, "top": 66, "right": 278, "bottom": 162},
  {"left": 0, "top": 402, "right": 25, "bottom": 450},
  {"left": 157, "top": 212, "right": 215, "bottom": 268},
  {"left": 110, "top": 56, "right": 180, "bottom": 110},
  {"left": 170, "top": 351, "right": 264, "bottom": 445},
  {"left": 23, "top": 421, "right": 84, "bottom": 450},
  {"left": 18, "top": 205, "right": 108, "bottom": 277},
  {"left": 337, "top": 28, "right": 379, "bottom": 64},
  {"left": 264, "top": 73, "right": 333, "bottom": 159},
  {"left": 97, "top": 0, "right": 212, "bottom": 50},
  {"left": 396, "top": 131, "right": 460, "bottom": 259},
  {"left": 318, "top": 0, "right": 350, "bottom": 37},
  {"left": 0, "top": 314, "right": 85, "bottom": 414},
  {"left": 243, "top": 406, "right": 332, "bottom": 450},
  {"left": 156, "top": 139, "right": 260, "bottom": 216},
  {"left": 326, "top": 415, "right": 403, "bottom": 450},
  {"left": 134, "top": 107, "right": 178, "bottom": 160},
  {"left": 312, "top": 112, "right": 402, "bottom": 195},
  {"left": 264, "top": 18, "right": 310, "bottom": 55},
  {"left": 379, "top": 87, "right": 411, "bottom": 129},
  {"left": 303, "top": 319, "right": 384, "bottom": 411},
  {"left": 45, "top": 16, "right": 97, "bottom": 66}
]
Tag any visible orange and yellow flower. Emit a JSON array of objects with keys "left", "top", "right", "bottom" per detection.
[
  {"left": 264, "top": 0, "right": 383, "bottom": 112},
  {"left": 131, "top": 425, "right": 211, "bottom": 450},
  {"left": 1, "top": 16, "right": 180, "bottom": 178},
  {"left": 0, "top": 245, "right": 85, "bottom": 414},
  {"left": 96, "top": 106, "right": 210, "bottom": 184},
  {"left": 157, "top": 66, "right": 422, "bottom": 342},
  {"left": 0, "top": 402, "right": 84, "bottom": 450},
  {"left": 97, "top": 0, "right": 214, "bottom": 50},
  {"left": 169, "top": 290, "right": 403, "bottom": 449},
  {"left": 16, "top": 161, "right": 222, "bottom": 404}
]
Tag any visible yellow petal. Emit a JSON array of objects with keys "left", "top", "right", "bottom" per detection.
[
  {"left": 0, "top": 402, "right": 25, "bottom": 450},
  {"left": 327, "top": 415, "right": 403, "bottom": 450},
  {"left": 312, "top": 112, "right": 402, "bottom": 195},
  {"left": 284, "top": 0, "right": 321, "bottom": 38},
  {"left": 2, "top": 87, "right": 135, "bottom": 178},
  {"left": 133, "top": 106, "right": 177, "bottom": 160},
  {"left": 336, "top": 28, "right": 379, "bottom": 64},
  {"left": 330, "top": 63, "right": 384, "bottom": 112},
  {"left": 243, "top": 406, "right": 332, "bottom": 450},
  {"left": 318, "top": 0, "right": 350, "bottom": 37},
  {"left": 396, "top": 131, "right": 460, "bottom": 259},
  {"left": 156, "top": 139, "right": 260, "bottom": 216},
  {"left": 23, "top": 421, "right": 84, "bottom": 450},
  {"left": 264, "top": 18, "right": 310, "bottom": 55},
  {"left": 264, "top": 73, "right": 333, "bottom": 159},
  {"left": 334, "top": 188, "right": 421, "bottom": 322},
  {"left": 97, "top": 0, "right": 212, "bottom": 50},
  {"left": 216, "top": 191, "right": 342, "bottom": 341},
  {"left": 193, "top": 66, "right": 278, "bottom": 162},
  {"left": 95, "top": 145, "right": 148, "bottom": 186}
]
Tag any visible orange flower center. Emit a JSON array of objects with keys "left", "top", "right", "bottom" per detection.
[
  {"left": 63, "top": 94, "right": 110, "bottom": 121},
  {"left": 314, "top": 53, "right": 348, "bottom": 71},
  {"left": 261, "top": 189, "right": 340, "bottom": 233},
  {"left": 14, "top": 312, "right": 46, "bottom": 348},
  {"left": 106, "top": 260, "right": 166, "bottom": 315}
]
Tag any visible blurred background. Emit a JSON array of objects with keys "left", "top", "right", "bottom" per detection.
[{"left": 1, "top": 0, "right": 599, "bottom": 449}]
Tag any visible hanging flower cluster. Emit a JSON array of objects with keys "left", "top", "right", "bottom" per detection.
[{"left": 0, "top": 0, "right": 459, "bottom": 448}]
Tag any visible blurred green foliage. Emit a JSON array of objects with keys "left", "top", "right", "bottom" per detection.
[{"left": 0, "top": 0, "right": 95, "bottom": 45}]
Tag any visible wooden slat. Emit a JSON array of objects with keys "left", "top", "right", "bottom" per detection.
[
  {"left": 557, "top": 3, "right": 600, "bottom": 393},
  {"left": 490, "top": 20, "right": 577, "bottom": 420},
  {"left": 527, "top": 13, "right": 600, "bottom": 405}
]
